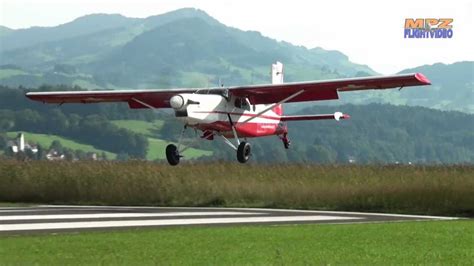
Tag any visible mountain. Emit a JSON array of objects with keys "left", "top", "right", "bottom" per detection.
[
  {"left": 0, "top": 8, "right": 471, "bottom": 113},
  {"left": 397, "top": 62, "right": 474, "bottom": 113},
  {"left": 0, "top": 14, "right": 138, "bottom": 51},
  {"left": 0, "top": 8, "right": 375, "bottom": 90},
  {"left": 331, "top": 61, "right": 473, "bottom": 113},
  {"left": 0, "top": 26, "right": 12, "bottom": 37}
]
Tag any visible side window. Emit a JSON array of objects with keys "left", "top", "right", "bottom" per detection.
[
  {"left": 242, "top": 98, "right": 251, "bottom": 111},
  {"left": 234, "top": 98, "right": 242, "bottom": 108},
  {"left": 234, "top": 97, "right": 250, "bottom": 111}
]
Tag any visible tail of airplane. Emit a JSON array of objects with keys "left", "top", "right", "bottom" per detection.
[
  {"left": 271, "top": 61, "right": 284, "bottom": 85},
  {"left": 272, "top": 62, "right": 284, "bottom": 116},
  {"left": 270, "top": 61, "right": 350, "bottom": 149}
]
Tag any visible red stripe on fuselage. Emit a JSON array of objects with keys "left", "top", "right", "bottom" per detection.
[
  {"left": 193, "top": 111, "right": 282, "bottom": 121},
  {"left": 195, "top": 121, "right": 287, "bottom": 138}
]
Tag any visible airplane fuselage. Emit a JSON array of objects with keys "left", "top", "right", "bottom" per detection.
[{"left": 171, "top": 93, "right": 287, "bottom": 138}]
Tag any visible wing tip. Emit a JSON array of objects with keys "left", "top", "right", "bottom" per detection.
[
  {"left": 25, "top": 92, "right": 36, "bottom": 100},
  {"left": 415, "top": 73, "right": 431, "bottom": 85}
]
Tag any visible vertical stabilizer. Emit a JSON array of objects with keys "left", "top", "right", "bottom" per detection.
[
  {"left": 271, "top": 62, "right": 284, "bottom": 116},
  {"left": 271, "top": 61, "right": 284, "bottom": 84}
]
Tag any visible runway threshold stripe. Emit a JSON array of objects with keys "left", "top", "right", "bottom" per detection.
[
  {"left": 0, "top": 212, "right": 265, "bottom": 221},
  {"left": 0, "top": 215, "right": 361, "bottom": 232}
]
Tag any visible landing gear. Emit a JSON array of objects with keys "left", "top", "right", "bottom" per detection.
[
  {"left": 280, "top": 133, "right": 291, "bottom": 149},
  {"left": 166, "top": 144, "right": 180, "bottom": 166},
  {"left": 237, "top": 142, "right": 251, "bottom": 163},
  {"left": 165, "top": 126, "right": 188, "bottom": 166}
]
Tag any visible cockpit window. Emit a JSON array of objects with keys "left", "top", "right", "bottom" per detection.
[{"left": 235, "top": 97, "right": 251, "bottom": 111}]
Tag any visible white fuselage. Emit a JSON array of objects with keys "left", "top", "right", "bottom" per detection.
[{"left": 170, "top": 93, "right": 285, "bottom": 137}]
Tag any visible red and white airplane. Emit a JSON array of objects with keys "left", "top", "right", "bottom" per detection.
[{"left": 26, "top": 62, "right": 430, "bottom": 165}]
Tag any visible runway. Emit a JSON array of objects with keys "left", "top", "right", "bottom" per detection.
[{"left": 0, "top": 205, "right": 458, "bottom": 234}]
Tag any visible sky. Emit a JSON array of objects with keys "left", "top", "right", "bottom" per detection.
[{"left": 0, "top": 0, "right": 472, "bottom": 74}]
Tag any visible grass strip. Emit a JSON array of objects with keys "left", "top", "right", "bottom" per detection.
[{"left": 0, "top": 221, "right": 472, "bottom": 264}]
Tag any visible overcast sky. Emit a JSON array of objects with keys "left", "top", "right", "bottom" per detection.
[{"left": 1, "top": 0, "right": 472, "bottom": 74}]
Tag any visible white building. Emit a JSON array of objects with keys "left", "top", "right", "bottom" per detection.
[{"left": 8, "top": 133, "right": 38, "bottom": 154}]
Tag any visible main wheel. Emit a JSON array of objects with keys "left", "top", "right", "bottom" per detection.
[
  {"left": 237, "top": 141, "right": 251, "bottom": 163},
  {"left": 166, "top": 144, "right": 180, "bottom": 166}
]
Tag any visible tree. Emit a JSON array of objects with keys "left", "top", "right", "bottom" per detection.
[{"left": 50, "top": 140, "right": 63, "bottom": 152}]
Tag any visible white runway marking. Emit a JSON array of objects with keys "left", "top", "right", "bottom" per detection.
[
  {"left": 0, "top": 212, "right": 265, "bottom": 221},
  {"left": 0, "top": 206, "right": 459, "bottom": 233},
  {"left": 38, "top": 205, "right": 459, "bottom": 220},
  {"left": 0, "top": 215, "right": 361, "bottom": 232}
]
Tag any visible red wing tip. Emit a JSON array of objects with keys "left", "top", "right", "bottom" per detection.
[
  {"left": 415, "top": 73, "right": 431, "bottom": 85},
  {"left": 342, "top": 114, "right": 350, "bottom": 119}
]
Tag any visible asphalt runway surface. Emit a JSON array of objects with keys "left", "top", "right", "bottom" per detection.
[{"left": 0, "top": 205, "right": 458, "bottom": 235}]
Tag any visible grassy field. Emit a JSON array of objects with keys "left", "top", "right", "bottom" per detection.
[
  {"left": 0, "top": 161, "right": 472, "bottom": 217},
  {"left": 111, "top": 119, "right": 164, "bottom": 136},
  {"left": 0, "top": 69, "right": 27, "bottom": 79},
  {"left": 0, "top": 221, "right": 472, "bottom": 264},
  {"left": 6, "top": 132, "right": 116, "bottom": 158},
  {"left": 111, "top": 119, "right": 212, "bottom": 160}
]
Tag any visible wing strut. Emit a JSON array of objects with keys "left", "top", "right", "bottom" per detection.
[
  {"left": 227, "top": 113, "right": 240, "bottom": 146},
  {"left": 131, "top": 97, "right": 155, "bottom": 109},
  {"left": 241, "top": 89, "right": 305, "bottom": 124}
]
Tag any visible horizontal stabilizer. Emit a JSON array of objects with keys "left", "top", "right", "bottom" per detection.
[{"left": 280, "top": 112, "right": 350, "bottom": 121}]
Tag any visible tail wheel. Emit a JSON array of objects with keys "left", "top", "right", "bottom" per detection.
[
  {"left": 166, "top": 144, "right": 180, "bottom": 166},
  {"left": 237, "top": 141, "right": 251, "bottom": 163}
]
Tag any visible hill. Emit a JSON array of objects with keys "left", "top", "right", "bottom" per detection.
[
  {"left": 332, "top": 61, "right": 474, "bottom": 113},
  {"left": 0, "top": 26, "right": 12, "bottom": 37},
  {"left": 279, "top": 104, "right": 474, "bottom": 164},
  {"left": 0, "top": 9, "right": 471, "bottom": 114},
  {"left": 0, "top": 8, "right": 374, "bottom": 90}
]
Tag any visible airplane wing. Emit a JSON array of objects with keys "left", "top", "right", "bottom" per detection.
[
  {"left": 228, "top": 73, "right": 431, "bottom": 105},
  {"left": 26, "top": 73, "right": 430, "bottom": 107},
  {"left": 26, "top": 88, "right": 197, "bottom": 108}
]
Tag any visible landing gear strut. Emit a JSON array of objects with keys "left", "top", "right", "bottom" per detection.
[{"left": 280, "top": 133, "right": 291, "bottom": 149}]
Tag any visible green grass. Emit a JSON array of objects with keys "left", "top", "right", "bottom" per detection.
[
  {"left": 0, "top": 69, "right": 27, "bottom": 79},
  {"left": 0, "top": 162, "right": 472, "bottom": 217},
  {"left": 110, "top": 120, "right": 212, "bottom": 160},
  {"left": 6, "top": 131, "right": 116, "bottom": 158},
  {"left": 0, "top": 221, "right": 472, "bottom": 264},
  {"left": 111, "top": 119, "right": 164, "bottom": 136}
]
